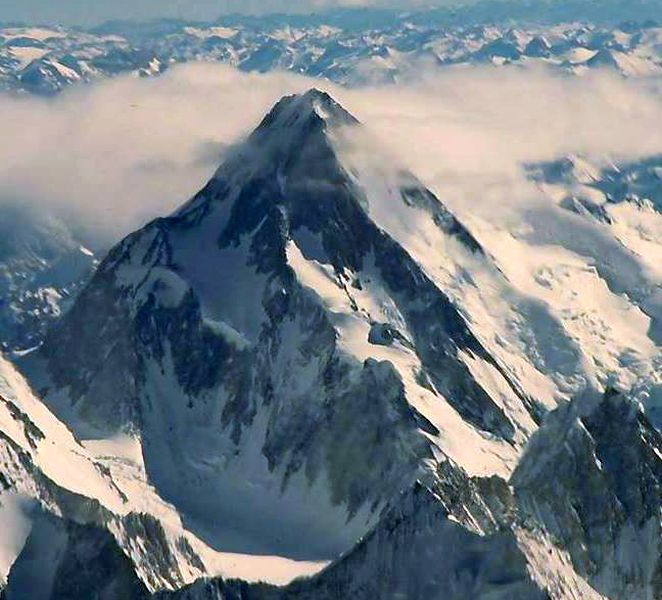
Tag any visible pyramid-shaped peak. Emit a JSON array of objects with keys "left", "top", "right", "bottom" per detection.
[
  {"left": 203, "top": 88, "right": 362, "bottom": 187},
  {"left": 298, "top": 88, "right": 351, "bottom": 112},
  {"left": 252, "top": 88, "right": 359, "bottom": 139},
  {"left": 179, "top": 88, "right": 365, "bottom": 222}
]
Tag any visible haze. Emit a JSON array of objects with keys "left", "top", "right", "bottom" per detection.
[{"left": 0, "top": 0, "right": 458, "bottom": 26}]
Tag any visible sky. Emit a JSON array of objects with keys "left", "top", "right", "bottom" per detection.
[{"left": 0, "top": 0, "right": 448, "bottom": 26}]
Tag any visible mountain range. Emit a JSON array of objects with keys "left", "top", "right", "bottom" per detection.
[{"left": 1, "top": 5, "right": 662, "bottom": 96}]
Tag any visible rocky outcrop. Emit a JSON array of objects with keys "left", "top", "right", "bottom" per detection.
[{"left": 513, "top": 388, "right": 662, "bottom": 599}]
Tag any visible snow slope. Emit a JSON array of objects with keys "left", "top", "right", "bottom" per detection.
[{"left": 0, "top": 353, "right": 324, "bottom": 597}]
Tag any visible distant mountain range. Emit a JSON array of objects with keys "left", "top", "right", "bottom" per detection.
[
  {"left": 0, "top": 203, "right": 97, "bottom": 354},
  {"left": 1, "top": 3, "right": 661, "bottom": 95}
]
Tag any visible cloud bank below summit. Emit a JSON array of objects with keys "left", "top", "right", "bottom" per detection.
[{"left": 0, "top": 62, "right": 660, "bottom": 244}]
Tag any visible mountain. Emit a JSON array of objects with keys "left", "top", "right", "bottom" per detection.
[
  {"left": 1, "top": 15, "right": 661, "bottom": 95},
  {"left": 512, "top": 387, "right": 662, "bottom": 599},
  {"left": 6, "top": 337, "right": 661, "bottom": 599},
  {"left": 0, "top": 203, "right": 97, "bottom": 353},
  {"left": 10, "top": 89, "right": 660, "bottom": 598},
  {"left": 29, "top": 88, "right": 539, "bottom": 561}
]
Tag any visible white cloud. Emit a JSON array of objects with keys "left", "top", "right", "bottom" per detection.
[
  {"left": 0, "top": 65, "right": 311, "bottom": 243},
  {"left": 337, "top": 66, "right": 662, "bottom": 220},
  {"left": 0, "top": 62, "right": 660, "bottom": 246}
]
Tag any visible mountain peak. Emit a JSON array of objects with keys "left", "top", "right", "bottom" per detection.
[
  {"left": 177, "top": 86, "right": 482, "bottom": 269},
  {"left": 252, "top": 88, "right": 359, "bottom": 141},
  {"left": 175, "top": 89, "right": 360, "bottom": 226}
]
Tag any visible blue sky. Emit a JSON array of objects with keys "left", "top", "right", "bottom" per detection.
[{"left": 0, "top": 0, "right": 451, "bottom": 25}]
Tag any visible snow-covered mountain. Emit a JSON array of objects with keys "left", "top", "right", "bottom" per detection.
[
  {"left": 1, "top": 9, "right": 661, "bottom": 95},
  {"left": 29, "top": 89, "right": 535, "bottom": 558},
  {"left": 0, "top": 26, "right": 164, "bottom": 95},
  {"left": 5, "top": 346, "right": 660, "bottom": 599},
  {"left": 0, "top": 203, "right": 97, "bottom": 353},
  {"left": 4, "top": 89, "right": 657, "bottom": 599}
]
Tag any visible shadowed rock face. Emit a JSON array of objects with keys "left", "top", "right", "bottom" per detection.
[{"left": 159, "top": 389, "right": 661, "bottom": 600}]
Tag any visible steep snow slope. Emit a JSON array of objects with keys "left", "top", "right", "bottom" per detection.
[
  {"left": 395, "top": 144, "right": 662, "bottom": 430},
  {"left": 332, "top": 112, "right": 661, "bottom": 433},
  {"left": 0, "top": 353, "right": 323, "bottom": 597}
]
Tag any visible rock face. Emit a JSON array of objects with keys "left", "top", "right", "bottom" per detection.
[
  {"left": 513, "top": 388, "right": 662, "bottom": 600},
  {"left": 161, "top": 389, "right": 662, "bottom": 600},
  {"left": 7, "top": 90, "right": 661, "bottom": 598}
]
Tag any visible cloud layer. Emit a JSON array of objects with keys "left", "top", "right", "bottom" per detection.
[{"left": 0, "top": 62, "right": 660, "bottom": 245}]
